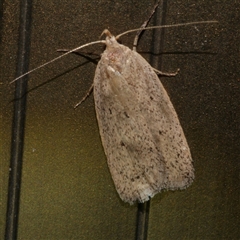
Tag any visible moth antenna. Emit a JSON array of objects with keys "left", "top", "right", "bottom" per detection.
[
  {"left": 116, "top": 20, "right": 218, "bottom": 40},
  {"left": 10, "top": 20, "right": 217, "bottom": 84},
  {"left": 10, "top": 40, "right": 105, "bottom": 84}
]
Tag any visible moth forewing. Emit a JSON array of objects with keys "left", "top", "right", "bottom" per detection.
[{"left": 93, "top": 34, "right": 194, "bottom": 204}]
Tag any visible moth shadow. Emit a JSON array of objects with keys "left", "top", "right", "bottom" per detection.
[{"left": 10, "top": 52, "right": 101, "bottom": 103}]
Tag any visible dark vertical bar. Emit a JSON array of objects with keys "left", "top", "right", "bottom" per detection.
[
  {"left": 135, "top": 1, "right": 167, "bottom": 240},
  {"left": 135, "top": 201, "right": 150, "bottom": 240},
  {"left": 5, "top": 0, "right": 32, "bottom": 239},
  {"left": 150, "top": 0, "right": 167, "bottom": 69},
  {"left": 0, "top": 1, "right": 4, "bottom": 42}
]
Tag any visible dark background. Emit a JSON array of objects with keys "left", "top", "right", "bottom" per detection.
[{"left": 1, "top": 0, "right": 239, "bottom": 239}]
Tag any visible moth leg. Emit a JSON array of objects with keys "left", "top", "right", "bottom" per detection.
[
  {"left": 56, "top": 49, "right": 98, "bottom": 108},
  {"left": 74, "top": 83, "right": 94, "bottom": 108},
  {"left": 153, "top": 67, "right": 180, "bottom": 77},
  {"left": 133, "top": 1, "right": 159, "bottom": 52}
]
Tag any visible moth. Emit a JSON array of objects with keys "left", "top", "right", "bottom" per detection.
[
  {"left": 12, "top": 19, "right": 217, "bottom": 204},
  {"left": 94, "top": 29, "right": 194, "bottom": 204}
]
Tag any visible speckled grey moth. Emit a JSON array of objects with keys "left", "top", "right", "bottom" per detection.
[
  {"left": 94, "top": 30, "right": 194, "bottom": 204},
  {"left": 12, "top": 20, "right": 217, "bottom": 204}
]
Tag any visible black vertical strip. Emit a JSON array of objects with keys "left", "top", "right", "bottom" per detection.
[
  {"left": 135, "top": 1, "right": 167, "bottom": 240},
  {"left": 5, "top": 0, "right": 32, "bottom": 239},
  {"left": 150, "top": 0, "right": 167, "bottom": 69},
  {"left": 0, "top": 0, "right": 4, "bottom": 43},
  {"left": 135, "top": 201, "right": 150, "bottom": 240}
]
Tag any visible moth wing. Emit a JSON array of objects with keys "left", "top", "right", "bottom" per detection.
[{"left": 94, "top": 43, "right": 194, "bottom": 204}]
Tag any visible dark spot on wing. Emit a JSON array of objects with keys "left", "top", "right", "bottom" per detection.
[{"left": 124, "top": 111, "right": 130, "bottom": 118}]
